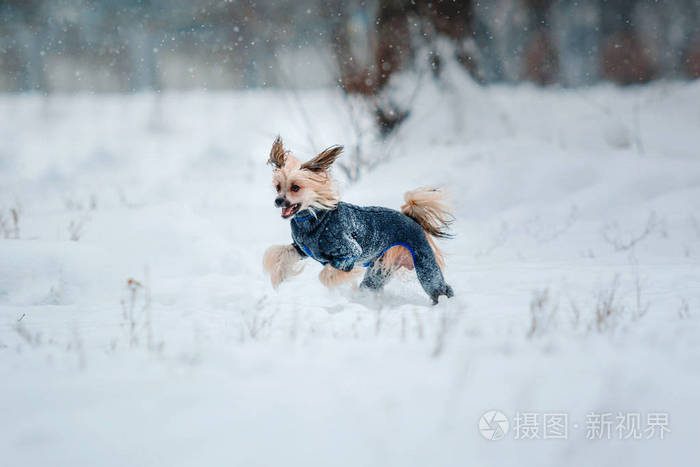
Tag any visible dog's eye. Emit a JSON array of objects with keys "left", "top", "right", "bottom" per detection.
[
  {"left": 276, "top": 184, "right": 281, "bottom": 192},
  {"left": 291, "top": 184, "right": 300, "bottom": 192}
]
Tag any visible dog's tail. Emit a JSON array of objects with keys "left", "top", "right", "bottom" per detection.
[
  {"left": 381, "top": 187, "right": 453, "bottom": 271},
  {"left": 401, "top": 186, "right": 454, "bottom": 269}
]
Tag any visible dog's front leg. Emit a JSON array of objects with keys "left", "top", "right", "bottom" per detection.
[
  {"left": 330, "top": 258, "right": 356, "bottom": 272},
  {"left": 319, "top": 264, "right": 360, "bottom": 288},
  {"left": 262, "top": 244, "right": 305, "bottom": 288},
  {"left": 322, "top": 232, "right": 362, "bottom": 272}
]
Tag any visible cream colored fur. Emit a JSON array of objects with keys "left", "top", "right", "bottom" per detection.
[
  {"left": 262, "top": 244, "right": 304, "bottom": 288},
  {"left": 318, "top": 264, "right": 362, "bottom": 288},
  {"left": 272, "top": 155, "right": 339, "bottom": 212},
  {"left": 400, "top": 187, "right": 453, "bottom": 239}
]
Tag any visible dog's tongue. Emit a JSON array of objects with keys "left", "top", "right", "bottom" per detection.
[{"left": 282, "top": 206, "right": 295, "bottom": 217}]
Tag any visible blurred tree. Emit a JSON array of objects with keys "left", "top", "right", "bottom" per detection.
[
  {"left": 1, "top": 0, "right": 46, "bottom": 91},
  {"left": 1, "top": 0, "right": 698, "bottom": 92},
  {"left": 681, "top": 0, "right": 700, "bottom": 78},
  {"left": 599, "top": 0, "right": 655, "bottom": 84},
  {"left": 521, "top": 0, "right": 559, "bottom": 85}
]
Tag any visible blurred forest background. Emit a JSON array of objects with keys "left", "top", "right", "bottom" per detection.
[{"left": 1, "top": 0, "right": 699, "bottom": 94}]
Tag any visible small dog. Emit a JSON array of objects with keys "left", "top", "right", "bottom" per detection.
[{"left": 262, "top": 137, "right": 454, "bottom": 304}]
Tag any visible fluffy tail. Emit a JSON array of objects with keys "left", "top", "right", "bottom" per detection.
[
  {"left": 381, "top": 187, "right": 453, "bottom": 271},
  {"left": 401, "top": 187, "right": 454, "bottom": 239}
]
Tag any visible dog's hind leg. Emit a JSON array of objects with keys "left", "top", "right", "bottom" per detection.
[
  {"left": 359, "top": 260, "right": 396, "bottom": 291},
  {"left": 409, "top": 237, "right": 454, "bottom": 304}
]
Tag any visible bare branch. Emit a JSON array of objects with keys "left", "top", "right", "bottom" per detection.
[{"left": 602, "top": 212, "right": 661, "bottom": 251}]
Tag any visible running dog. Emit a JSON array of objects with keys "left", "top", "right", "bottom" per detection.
[{"left": 262, "top": 137, "right": 454, "bottom": 304}]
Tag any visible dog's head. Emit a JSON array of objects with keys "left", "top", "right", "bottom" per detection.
[{"left": 267, "top": 137, "right": 342, "bottom": 219}]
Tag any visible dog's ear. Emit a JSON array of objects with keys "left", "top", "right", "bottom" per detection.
[
  {"left": 301, "top": 145, "right": 343, "bottom": 172},
  {"left": 267, "top": 136, "right": 287, "bottom": 169}
]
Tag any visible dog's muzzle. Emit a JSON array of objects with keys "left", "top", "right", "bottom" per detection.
[{"left": 276, "top": 197, "right": 301, "bottom": 218}]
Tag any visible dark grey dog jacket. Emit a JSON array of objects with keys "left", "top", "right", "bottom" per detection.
[{"left": 290, "top": 201, "right": 454, "bottom": 303}]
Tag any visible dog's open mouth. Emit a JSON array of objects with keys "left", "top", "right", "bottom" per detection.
[{"left": 281, "top": 203, "right": 301, "bottom": 219}]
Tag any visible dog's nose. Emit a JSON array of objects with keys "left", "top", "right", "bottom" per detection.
[{"left": 275, "top": 197, "right": 285, "bottom": 207}]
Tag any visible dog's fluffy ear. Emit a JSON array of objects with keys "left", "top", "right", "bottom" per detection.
[
  {"left": 268, "top": 136, "right": 287, "bottom": 169},
  {"left": 301, "top": 145, "right": 343, "bottom": 172}
]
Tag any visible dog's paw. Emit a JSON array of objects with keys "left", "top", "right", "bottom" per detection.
[
  {"left": 319, "top": 264, "right": 360, "bottom": 288},
  {"left": 263, "top": 244, "right": 304, "bottom": 289},
  {"left": 430, "top": 284, "right": 454, "bottom": 305},
  {"left": 330, "top": 259, "right": 356, "bottom": 272}
]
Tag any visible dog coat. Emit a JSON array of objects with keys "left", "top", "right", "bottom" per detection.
[{"left": 289, "top": 201, "right": 453, "bottom": 303}]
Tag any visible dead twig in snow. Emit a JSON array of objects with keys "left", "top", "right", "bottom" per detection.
[
  {"left": 119, "top": 273, "right": 160, "bottom": 351},
  {"left": 690, "top": 215, "right": 700, "bottom": 239},
  {"left": 678, "top": 299, "right": 691, "bottom": 319},
  {"left": 527, "top": 289, "right": 557, "bottom": 338},
  {"left": 602, "top": 212, "right": 661, "bottom": 252},
  {"left": 432, "top": 310, "right": 459, "bottom": 358},
  {"left": 0, "top": 206, "right": 21, "bottom": 239},
  {"left": 68, "top": 216, "right": 89, "bottom": 241},
  {"left": 634, "top": 276, "right": 651, "bottom": 320},
  {"left": 413, "top": 311, "right": 424, "bottom": 340},
  {"left": 595, "top": 276, "right": 623, "bottom": 333},
  {"left": 524, "top": 206, "right": 578, "bottom": 244},
  {"left": 14, "top": 322, "right": 40, "bottom": 348}
]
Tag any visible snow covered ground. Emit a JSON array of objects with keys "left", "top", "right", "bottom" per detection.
[{"left": 1, "top": 72, "right": 700, "bottom": 466}]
